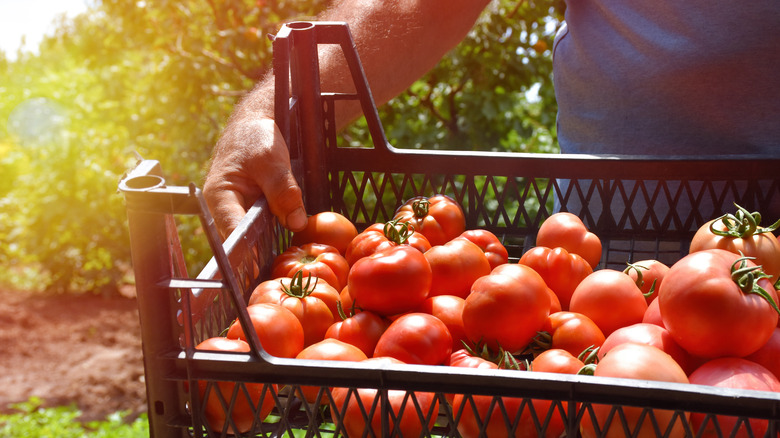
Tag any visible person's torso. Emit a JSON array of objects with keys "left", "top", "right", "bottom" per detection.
[{"left": 553, "top": 0, "right": 780, "bottom": 155}]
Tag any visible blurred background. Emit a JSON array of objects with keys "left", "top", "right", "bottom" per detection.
[{"left": 0, "top": 0, "right": 561, "bottom": 296}]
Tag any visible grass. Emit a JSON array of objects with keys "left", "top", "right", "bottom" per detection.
[{"left": 0, "top": 398, "right": 148, "bottom": 438}]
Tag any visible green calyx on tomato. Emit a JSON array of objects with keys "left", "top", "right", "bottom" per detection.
[
  {"left": 623, "top": 263, "right": 658, "bottom": 299},
  {"left": 411, "top": 198, "right": 431, "bottom": 218},
  {"left": 731, "top": 255, "right": 780, "bottom": 315},
  {"left": 710, "top": 204, "right": 780, "bottom": 238},
  {"left": 383, "top": 218, "right": 413, "bottom": 245},
  {"left": 281, "top": 270, "right": 320, "bottom": 299}
]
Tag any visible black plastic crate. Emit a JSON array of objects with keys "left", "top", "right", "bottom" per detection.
[{"left": 119, "top": 21, "right": 780, "bottom": 438}]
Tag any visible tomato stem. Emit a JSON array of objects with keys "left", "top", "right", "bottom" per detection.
[
  {"left": 411, "top": 199, "right": 430, "bottom": 218},
  {"left": 710, "top": 204, "right": 780, "bottom": 238},
  {"left": 731, "top": 255, "right": 780, "bottom": 316},
  {"left": 281, "top": 269, "right": 317, "bottom": 298},
  {"left": 383, "top": 218, "right": 413, "bottom": 245}
]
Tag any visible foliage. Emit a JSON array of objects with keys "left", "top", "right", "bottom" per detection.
[
  {"left": 0, "top": 397, "right": 148, "bottom": 438},
  {"left": 0, "top": 0, "right": 560, "bottom": 293}
]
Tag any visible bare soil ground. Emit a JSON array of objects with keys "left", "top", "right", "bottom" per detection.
[{"left": 0, "top": 288, "right": 147, "bottom": 422}]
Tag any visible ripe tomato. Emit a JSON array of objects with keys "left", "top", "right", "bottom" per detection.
[
  {"left": 418, "top": 295, "right": 468, "bottom": 352},
  {"left": 325, "top": 309, "right": 388, "bottom": 358},
  {"left": 290, "top": 211, "right": 358, "bottom": 255},
  {"left": 624, "top": 259, "right": 669, "bottom": 304},
  {"left": 659, "top": 249, "right": 779, "bottom": 358},
  {"left": 688, "top": 357, "right": 780, "bottom": 438},
  {"left": 330, "top": 357, "right": 438, "bottom": 437},
  {"left": 531, "top": 348, "right": 585, "bottom": 374},
  {"left": 519, "top": 246, "right": 593, "bottom": 310},
  {"left": 195, "top": 337, "right": 276, "bottom": 434},
  {"left": 463, "top": 267, "right": 550, "bottom": 354},
  {"left": 345, "top": 220, "right": 431, "bottom": 266},
  {"left": 248, "top": 272, "right": 340, "bottom": 347},
  {"left": 226, "top": 303, "right": 304, "bottom": 358},
  {"left": 348, "top": 245, "right": 432, "bottom": 316},
  {"left": 373, "top": 313, "right": 452, "bottom": 365},
  {"left": 271, "top": 242, "right": 349, "bottom": 291},
  {"left": 425, "top": 238, "right": 491, "bottom": 299},
  {"left": 491, "top": 263, "right": 562, "bottom": 314},
  {"left": 569, "top": 269, "right": 648, "bottom": 336},
  {"left": 689, "top": 205, "right": 780, "bottom": 284},
  {"left": 394, "top": 194, "right": 466, "bottom": 246},
  {"left": 581, "top": 343, "right": 690, "bottom": 438},
  {"left": 294, "top": 338, "right": 368, "bottom": 405},
  {"left": 535, "top": 212, "right": 602, "bottom": 269},
  {"left": 535, "top": 311, "right": 605, "bottom": 359},
  {"left": 746, "top": 327, "right": 780, "bottom": 381},
  {"left": 641, "top": 297, "right": 664, "bottom": 327},
  {"left": 457, "top": 229, "right": 509, "bottom": 269},
  {"left": 598, "top": 323, "right": 698, "bottom": 375}
]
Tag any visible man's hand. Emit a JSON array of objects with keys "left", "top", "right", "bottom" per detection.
[{"left": 204, "top": 117, "right": 307, "bottom": 240}]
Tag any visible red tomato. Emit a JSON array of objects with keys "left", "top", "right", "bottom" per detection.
[
  {"left": 271, "top": 243, "right": 349, "bottom": 291},
  {"left": 330, "top": 357, "right": 438, "bottom": 437},
  {"left": 463, "top": 267, "right": 550, "bottom": 354},
  {"left": 373, "top": 313, "right": 452, "bottom": 365},
  {"left": 569, "top": 269, "right": 647, "bottom": 337},
  {"left": 348, "top": 245, "right": 432, "bottom": 316},
  {"left": 624, "top": 259, "right": 670, "bottom": 304},
  {"left": 745, "top": 327, "right": 780, "bottom": 381},
  {"left": 689, "top": 205, "right": 780, "bottom": 284},
  {"left": 451, "top": 392, "right": 525, "bottom": 438},
  {"left": 519, "top": 246, "right": 593, "bottom": 310},
  {"left": 291, "top": 211, "right": 358, "bottom": 255},
  {"left": 641, "top": 297, "right": 664, "bottom": 328},
  {"left": 345, "top": 220, "right": 431, "bottom": 266},
  {"left": 536, "top": 212, "right": 602, "bottom": 269},
  {"left": 195, "top": 337, "right": 276, "bottom": 433},
  {"left": 448, "top": 348, "right": 499, "bottom": 369},
  {"left": 659, "top": 249, "right": 779, "bottom": 358},
  {"left": 325, "top": 309, "right": 388, "bottom": 358},
  {"left": 425, "top": 238, "right": 491, "bottom": 298},
  {"left": 598, "top": 323, "right": 699, "bottom": 375},
  {"left": 581, "top": 343, "right": 690, "bottom": 438},
  {"left": 531, "top": 348, "right": 585, "bottom": 374},
  {"left": 491, "top": 263, "right": 562, "bottom": 314},
  {"left": 248, "top": 273, "right": 339, "bottom": 347},
  {"left": 457, "top": 229, "right": 509, "bottom": 269},
  {"left": 688, "top": 357, "right": 780, "bottom": 438},
  {"left": 535, "top": 311, "right": 605, "bottom": 359},
  {"left": 394, "top": 194, "right": 466, "bottom": 246},
  {"left": 418, "top": 295, "right": 468, "bottom": 352},
  {"left": 294, "top": 338, "right": 368, "bottom": 404},
  {"left": 226, "top": 303, "right": 304, "bottom": 358}
]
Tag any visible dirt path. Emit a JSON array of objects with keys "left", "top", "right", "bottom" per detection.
[{"left": 0, "top": 288, "right": 147, "bottom": 422}]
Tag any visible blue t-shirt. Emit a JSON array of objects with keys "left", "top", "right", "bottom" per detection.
[{"left": 553, "top": 0, "right": 780, "bottom": 156}]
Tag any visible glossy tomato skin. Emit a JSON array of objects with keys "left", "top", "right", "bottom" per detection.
[
  {"left": 325, "top": 310, "right": 389, "bottom": 358},
  {"left": 330, "top": 357, "right": 438, "bottom": 438},
  {"left": 536, "top": 212, "right": 602, "bottom": 269},
  {"left": 519, "top": 246, "right": 593, "bottom": 310},
  {"left": 373, "top": 313, "right": 452, "bottom": 365},
  {"left": 491, "top": 263, "right": 562, "bottom": 313},
  {"left": 463, "top": 267, "right": 550, "bottom": 354},
  {"left": 294, "top": 338, "right": 368, "bottom": 405},
  {"left": 457, "top": 229, "right": 509, "bottom": 269},
  {"left": 598, "top": 323, "right": 699, "bottom": 375},
  {"left": 345, "top": 222, "right": 431, "bottom": 266},
  {"left": 226, "top": 303, "right": 304, "bottom": 358},
  {"left": 291, "top": 211, "right": 358, "bottom": 256},
  {"left": 625, "top": 259, "right": 670, "bottom": 304},
  {"left": 690, "top": 215, "right": 780, "bottom": 284},
  {"left": 688, "top": 357, "right": 780, "bottom": 438},
  {"left": 569, "top": 269, "right": 648, "bottom": 337},
  {"left": 271, "top": 243, "right": 350, "bottom": 291},
  {"left": 642, "top": 297, "right": 664, "bottom": 327},
  {"left": 418, "top": 295, "right": 468, "bottom": 352},
  {"left": 196, "top": 337, "right": 276, "bottom": 433},
  {"left": 425, "top": 238, "right": 491, "bottom": 299},
  {"left": 745, "top": 327, "right": 780, "bottom": 381},
  {"left": 348, "top": 245, "right": 432, "bottom": 316},
  {"left": 581, "top": 343, "right": 690, "bottom": 438},
  {"left": 248, "top": 276, "right": 340, "bottom": 347},
  {"left": 394, "top": 194, "right": 466, "bottom": 246},
  {"left": 539, "top": 311, "right": 605, "bottom": 359},
  {"left": 659, "top": 249, "right": 779, "bottom": 359}
]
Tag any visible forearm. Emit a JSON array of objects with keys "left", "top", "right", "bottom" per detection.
[{"left": 231, "top": 0, "right": 490, "bottom": 130}]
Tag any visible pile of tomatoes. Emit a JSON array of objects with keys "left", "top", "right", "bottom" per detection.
[{"left": 198, "top": 197, "right": 780, "bottom": 437}]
